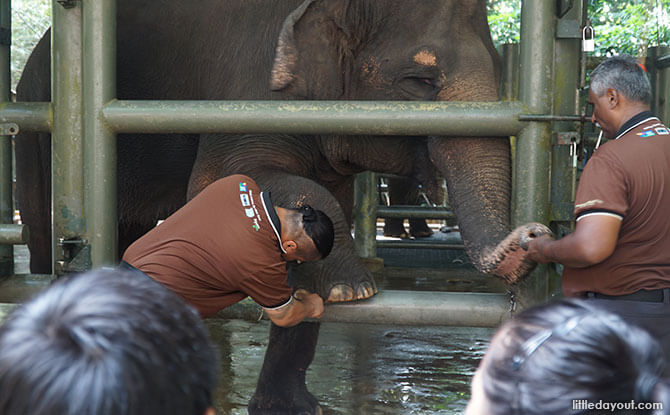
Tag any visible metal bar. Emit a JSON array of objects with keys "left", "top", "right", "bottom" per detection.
[
  {"left": 2, "top": 100, "right": 590, "bottom": 135},
  {"left": 0, "top": 302, "right": 12, "bottom": 320},
  {"left": 0, "top": 0, "right": 11, "bottom": 276},
  {"left": 513, "top": 0, "right": 556, "bottom": 306},
  {"left": 376, "top": 206, "right": 454, "bottom": 220},
  {"left": 83, "top": 0, "right": 117, "bottom": 268},
  {"left": 657, "top": 54, "right": 670, "bottom": 70},
  {"left": 0, "top": 274, "right": 55, "bottom": 303},
  {"left": 51, "top": 0, "right": 84, "bottom": 274},
  {"left": 0, "top": 102, "right": 52, "bottom": 132},
  {"left": 216, "top": 290, "right": 510, "bottom": 327},
  {"left": 376, "top": 241, "right": 464, "bottom": 250},
  {"left": 501, "top": 43, "right": 520, "bottom": 101},
  {"left": 0, "top": 224, "right": 28, "bottom": 245},
  {"left": 647, "top": 47, "right": 670, "bottom": 125},
  {"left": 102, "top": 100, "right": 527, "bottom": 136},
  {"left": 353, "top": 171, "right": 378, "bottom": 259},
  {"left": 518, "top": 114, "right": 584, "bottom": 122}
]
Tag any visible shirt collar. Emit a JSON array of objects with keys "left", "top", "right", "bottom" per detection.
[
  {"left": 614, "top": 110, "right": 657, "bottom": 140},
  {"left": 260, "top": 191, "right": 286, "bottom": 254}
]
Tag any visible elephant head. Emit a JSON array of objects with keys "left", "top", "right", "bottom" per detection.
[{"left": 268, "top": 0, "right": 542, "bottom": 282}]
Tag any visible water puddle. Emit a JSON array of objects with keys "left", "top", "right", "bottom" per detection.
[{"left": 206, "top": 319, "right": 492, "bottom": 414}]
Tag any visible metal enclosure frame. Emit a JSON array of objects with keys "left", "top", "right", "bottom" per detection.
[{"left": 5, "top": 0, "right": 665, "bottom": 325}]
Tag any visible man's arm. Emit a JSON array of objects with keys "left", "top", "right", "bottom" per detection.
[
  {"left": 263, "top": 289, "right": 324, "bottom": 327},
  {"left": 526, "top": 215, "right": 622, "bottom": 267}
]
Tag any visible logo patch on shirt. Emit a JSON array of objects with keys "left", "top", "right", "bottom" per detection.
[
  {"left": 252, "top": 223, "right": 260, "bottom": 231},
  {"left": 655, "top": 127, "right": 669, "bottom": 135},
  {"left": 245, "top": 208, "right": 255, "bottom": 218},
  {"left": 637, "top": 130, "right": 656, "bottom": 138},
  {"left": 240, "top": 193, "right": 250, "bottom": 207},
  {"left": 575, "top": 199, "right": 603, "bottom": 209},
  {"left": 239, "top": 182, "right": 247, "bottom": 192}
]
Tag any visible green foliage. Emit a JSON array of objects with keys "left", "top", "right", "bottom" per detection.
[
  {"left": 588, "top": 0, "right": 670, "bottom": 56},
  {"left": 486, "top": 0, "right": 670, "bottom": 56},
  {"left": 487, "top": 0, "right": 521, "bottom": 46},
  {"left": 11, "top": 0, "right": 50, "bottom": 90}
]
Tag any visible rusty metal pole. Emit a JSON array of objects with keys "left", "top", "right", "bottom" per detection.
[
  {"left": 82, "top": 0, "right": 117, "bottom": 268},
  {"left": 52, "top": 0, "right": 85, "bottom": 274},
  {"left": 513, "top": 0, "right": 556, "bottom": 308},
  {"left": 0, "top": 0, "right": 11, "bottom": 276}
]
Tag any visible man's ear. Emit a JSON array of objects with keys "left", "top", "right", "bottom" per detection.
[
  {"left": 282, "top": 240, "right": 297, "bottom": 254},
  {"left": 204, "top": 407, "right": 216, "bottom": 415},
  {"left": 606, "top": 88, "right": 619, "bottom": 108}
]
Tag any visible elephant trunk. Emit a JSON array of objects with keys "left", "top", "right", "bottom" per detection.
[{"left": 428, "top": 136, "right": 511, "bottom": 272}]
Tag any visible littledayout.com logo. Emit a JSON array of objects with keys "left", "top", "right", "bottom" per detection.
[{"left": 573, "top": 399, "right": 663, "bottom": 412}]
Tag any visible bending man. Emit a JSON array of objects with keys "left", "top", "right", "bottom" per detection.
[{"left": 122, "top": 174, "right": 334, "bottom": 327}]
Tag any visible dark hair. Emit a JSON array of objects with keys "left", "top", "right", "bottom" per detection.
[
  {"left": 590, "top": 54, "right": 652, "bottom": 104},
  {"left": 0, "top": 268, "right": 218, "bottom": 415},
  {"left": 299, "top": 204, "right": 334, "bottom": 258},
  {"left": 478, "top": 298, "right": 669, "bottom": 415}
]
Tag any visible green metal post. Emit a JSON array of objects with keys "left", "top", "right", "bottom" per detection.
[
  {"left": 513, "top": 0, "right": 556, "bottom": 307},
  {"left": 550, "top": 0, "right": 585, "bottom": 296},
  {"left": 83, "top": 0, "right": 117, "bottom": 268},
  {"left": 0, "top": 0, "right": 11, "bottom": 276},
  {"left": 353, "top": 171, "right": 378, "bottom": 258},
  {"left": 501, "top": 43, "right": 520, "bottom": 102},
  {"left": 52, "top": 0, "right": 85, "bottom": 274},
  {"left": 647, "top": 46, "right": 670, "bottom": 124}
]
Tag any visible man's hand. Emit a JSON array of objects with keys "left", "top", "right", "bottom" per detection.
[
  {"left": 264, "top": 289, "right": 324, "bottom": 327},
  {"left": 293, "top": 289, "right": 324, "bottom": 319},
  {"left": 526, "top": 234, "right": 555, "bottom": 264}
]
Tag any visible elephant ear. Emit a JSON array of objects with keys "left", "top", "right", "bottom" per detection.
[{"left": 271, "top": 0, "right": 352, "bottom": 98}]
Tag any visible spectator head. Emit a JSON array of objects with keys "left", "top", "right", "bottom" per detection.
[
  {"left": 0, "top": 268, "right": 218, "bottom": 415},
  {"left": 466, "top": 298, "right": 670, "bottom": 415}
]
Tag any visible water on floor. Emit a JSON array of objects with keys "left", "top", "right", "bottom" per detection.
[{"left": 207, "top": 319, "right": 492, "bottom": 415}]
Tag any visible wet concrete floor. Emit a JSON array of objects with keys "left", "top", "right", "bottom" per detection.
[{"left": 207, "top": 319, "right": 492, "bottom": 415}]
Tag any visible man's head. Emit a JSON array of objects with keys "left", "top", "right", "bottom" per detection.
[
  {"left": 588, "top": 54, "right": 652, "bottom": 138},
  {"left": 0, "top": 268, "right": 218, "bottom": 415},
  {"left": 278, "top": 205, "right": 334, "bottom": 263}
]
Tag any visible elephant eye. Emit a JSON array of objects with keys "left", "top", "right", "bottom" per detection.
[{"left": 397, "top": 76, "right": 440, "bottom": 100}]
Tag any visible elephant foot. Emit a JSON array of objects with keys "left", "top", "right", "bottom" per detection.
[
  {"left": 326, "top": 281, "right": 377, "bottom": 303},
  {"left": 248, "top": 390, "right": 322, "bottom": 415},
  {"left": 383, "top": 218, "right": 409, "bottom": 238},
  {"left": 480, "top": 223, "right": 553, "bottom": 284}
]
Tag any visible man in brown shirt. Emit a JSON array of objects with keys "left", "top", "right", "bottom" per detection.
[
  {"left": 122, "top": 174, "right": 334, "bottom": 327},
  {"left": 526, "top": 55, "right": 670, "bottom": 361}
]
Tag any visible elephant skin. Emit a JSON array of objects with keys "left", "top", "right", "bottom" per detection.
[{"left": 15, "top": 0, "right": 546, "bottom": 413}]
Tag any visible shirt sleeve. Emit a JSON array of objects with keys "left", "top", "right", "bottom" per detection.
[
  {"left": 574, "top": 149, "right": 627, "bottom": 221},
  {"left": 238, "top": 265, "right": 293, "bottom": 309}
]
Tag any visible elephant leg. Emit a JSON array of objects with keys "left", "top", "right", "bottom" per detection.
[
  {"left": 248, "top": 322, "right": 321, "bottom": 415},
  {"left": 382, "top": 176, "right": 433, "bottom": 239},
  {"left": 408, "top": 217, "right": 433, "bottom": 238}
]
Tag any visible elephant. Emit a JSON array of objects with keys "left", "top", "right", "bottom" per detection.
[
  {"left": 15, "top": 0, "right": 547, "bottom": 413},
  {"left": 381, "top": 176, "right": 435, "bottom": 239}
]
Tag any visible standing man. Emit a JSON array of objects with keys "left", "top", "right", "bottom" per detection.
[
  {"left": 122, "top": 174, "right": 334, "bottom": 327},
  {"left": 527, "top": 55, "right": 670, "bottom": 358}
]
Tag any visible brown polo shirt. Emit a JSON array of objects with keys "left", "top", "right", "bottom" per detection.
[
  {"left": 562, "top": 113, "right": 670, "bottom": 297},
  {"left": 122, "top": 175, "right": 293, "bottom": 317}
]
